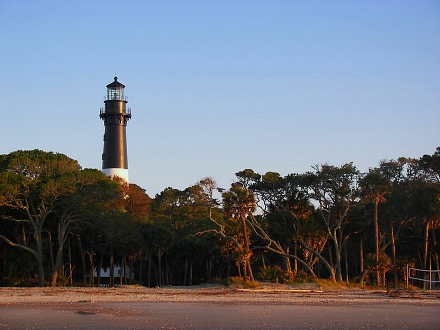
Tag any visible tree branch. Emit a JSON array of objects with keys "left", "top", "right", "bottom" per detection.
[
  {"left": 0, "top": 234, "right": 38, "bottom": 258},
  {"left": 251, "top": 244, "right": 317, "bottom": 278},
  {"left": 0, "top": 215, "right": 30, "bottom": 224}
]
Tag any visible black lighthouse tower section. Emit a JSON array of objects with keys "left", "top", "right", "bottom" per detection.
[{"left": 100, "top": 77, "right": 132, "bottom": 182}]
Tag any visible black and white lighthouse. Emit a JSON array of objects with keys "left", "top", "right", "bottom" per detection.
[{"left": 100, "top": 77, "right": 132, "bottom": 182}]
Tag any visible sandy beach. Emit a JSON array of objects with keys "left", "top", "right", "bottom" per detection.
[
  {"left": 1, "top": 285, "right": 439, "bottom": 329},
  {"left": 0, "top": 284, "right": 439, "bottom": 305}
]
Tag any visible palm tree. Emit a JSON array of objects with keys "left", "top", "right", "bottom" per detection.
[
  {"left": 359, "top": 169, "right": 392, "bottom": 286},
  {"left": 222, "top": 183, "right": 257, "bottom": 281}
]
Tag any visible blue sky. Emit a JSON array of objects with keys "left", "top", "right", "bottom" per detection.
[{"left": 1, "top": 1, "right": 439, "bottom": 197}]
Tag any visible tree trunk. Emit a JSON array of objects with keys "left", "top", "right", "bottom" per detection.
[
  {"left": 88, "top": 251, "right": 94, "bottom": 287},
  {"left": 206, "top": 256, "right": 212, "bottom": 283},
  {"left": 166, "top": 259, "right": 172, "bottom": 285},
  {"left": 60, "top": 255, "right": 64, "bottom": 284},
  {"left": 360, "top": 238, "right": 364, "bottom": 274},
  {"left": 423, "top": 219, "right": 429, "bottom": 269},
  {"left": 240, "top": 215, "right": 254, "bottom": 281},
  {"left": 67, "top": 236, "right": 73, "bottom": 286},
  {"left": 50, "top": 251, "right": 61, "bottom": 286},
  {"left": 293, "top": 242, "right": 298, "bottom": 272},
  {"left": 109, "top": 247, "right": 115, "bottom": 287},
  {"left": 50, "top": 222, "right": 66, "bottom": 287},
  {"left": 158, "top": 247, "right": 162, "bottom": 287},
  {"left": 328, "top": 245, "right": 333, "bottom": 269},
  {"left": 261, "top": 251, "right": 266, "bottom": 270},
  {"left": 391, "top": 224, "right": 397, "bottom": 288},
  {"left": 184, "top": 257, "right": 188, "bottom": 286},
  {"left": 283, "top": 245, "right": 292, "bottom": 273},
  {"left": 129, "top": 259, "right": 133, "bottom": 285},
  {"left": 241, "top": 261, "right": 248, "bottom": 280},
  {"left": 236, "top": 262, "right": 242, "bottom": 279},
  {"left": 332, "top": 228, "right": 343, "bottom": 282},
  {"left": 138, "top": 259, "right": 143, "bottom": 284},
  {"left": 120, "top": 256, "right": 125, "bottom": 287},
  {"left": 147, "top": 255, "right": 151, "bottom": 287},
  {"left": 297, "top": 239, "right": 334, "bottom": 281},
  {"left": 77, "top": 236, "right": 87, "bottom": 286},
  {"left": 374, "top": 199, "right": 380, "bottom": 286},
  {"left": 246, "top": 262, "right": 254, "bottom": 282},
  {"left": 35, "top": 229, "right": 45, "bottom": 287},
  {"left": 431, "top": 225, "right": 439, "bottom": 270},
  {"left": 21, "top": 225, "right": 27, "bottom": 245},
  {"left": 48, "top": 231, "right": 54, "bottom": 271},
  {"left": 97, "top": 252, "right": 104, "bottom": 287}
]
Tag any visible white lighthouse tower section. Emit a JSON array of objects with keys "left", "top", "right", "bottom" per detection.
[{"left": 103, "top": 168, "right": 129, "bottom": 183}]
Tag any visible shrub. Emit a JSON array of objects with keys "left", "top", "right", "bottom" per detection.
[
  {"left": 257, "top": 266, "right": 285, "bottom": 282},
  {"left": 222, "top": 276, "right": 260, "bottom": 288},
  {"left": 257, "top": 266, "right": 309, "bottom": 284}
]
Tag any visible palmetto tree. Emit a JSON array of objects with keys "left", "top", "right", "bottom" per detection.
[
  {"left": 222, "top": 183, "right": 257, "bottom": 281},
  {"left": 359, "top": 169, "right": 392, "bottom": 285}
]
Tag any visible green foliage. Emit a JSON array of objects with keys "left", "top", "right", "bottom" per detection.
[
  {"left": 1, "top": 147, "right": 439, "bottom": 288},
  {"left": 2, "top": 248, "right": 38, "bottom": 287},
  {"left": 365, "top": 252, "right": 392, "bottom": 274},
  {"left": 222, "top": 183, "right": 257, "bottom": 220},
  {"left": 257, "top": 266, "right": 310, "bottom": 284},
  {"left": 257, "top": 265, "right": 285, "bottom": 282},
  {"left": 359, "top": 170, "right": 393, "bottom": 208}
]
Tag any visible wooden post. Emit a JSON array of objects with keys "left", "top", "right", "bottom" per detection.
[
  {"left": 406, "top": 264, "right": 409, "bottom": 288},
  {"left": 429, "top": 259, "right": 432, "bottom": 290}
]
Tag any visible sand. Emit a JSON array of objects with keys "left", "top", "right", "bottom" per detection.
[
  {"left": 0, "top": 283, "right": 439, "bottom": 306},
  {"left": 1, "top": 285, "right": 439, "bottom": 329}
]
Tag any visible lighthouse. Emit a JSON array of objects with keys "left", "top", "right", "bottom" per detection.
[{"left": 100, "top": 77, "right": 132, "bottom": 182}]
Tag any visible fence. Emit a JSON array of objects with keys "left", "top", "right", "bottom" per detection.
[{"left": 407, "top": 267, "right": 440, "bottom": 290}]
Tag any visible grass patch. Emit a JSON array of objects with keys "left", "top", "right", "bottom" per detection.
[
  {"left": 314, "top": 279, "right": 365, "bottom": 291},
  {"left": 314, "top": 279, "right": 423, "bottom": 291},
  {"left": 222, "top": 277, "right": 260, "bottom": 289}
]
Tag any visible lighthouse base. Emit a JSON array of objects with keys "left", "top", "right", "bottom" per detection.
[{"left": 103, "top": 168, "right": 129, "bottom": 183}]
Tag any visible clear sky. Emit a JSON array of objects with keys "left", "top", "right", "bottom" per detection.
[{"left": 1, "top": 0, "right": 439, "bottom": 197}]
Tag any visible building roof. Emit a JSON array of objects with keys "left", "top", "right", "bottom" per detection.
[{"left": 106, "top": 76, "right": 125, "bottom": 89}]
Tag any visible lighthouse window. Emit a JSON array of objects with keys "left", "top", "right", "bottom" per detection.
[
  {"left": 107, "top": 89, "right": 124, "bottom": 100},
  {"left": 103, "top": 134, "right": 106, "bottom": 141},
  {"left": 102, "top": 153, "right": 105, "bottom": 160}
]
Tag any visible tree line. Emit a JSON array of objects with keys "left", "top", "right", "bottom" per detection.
[{"left": 0, "top": 148, "right": 439, "bottom": 287}]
